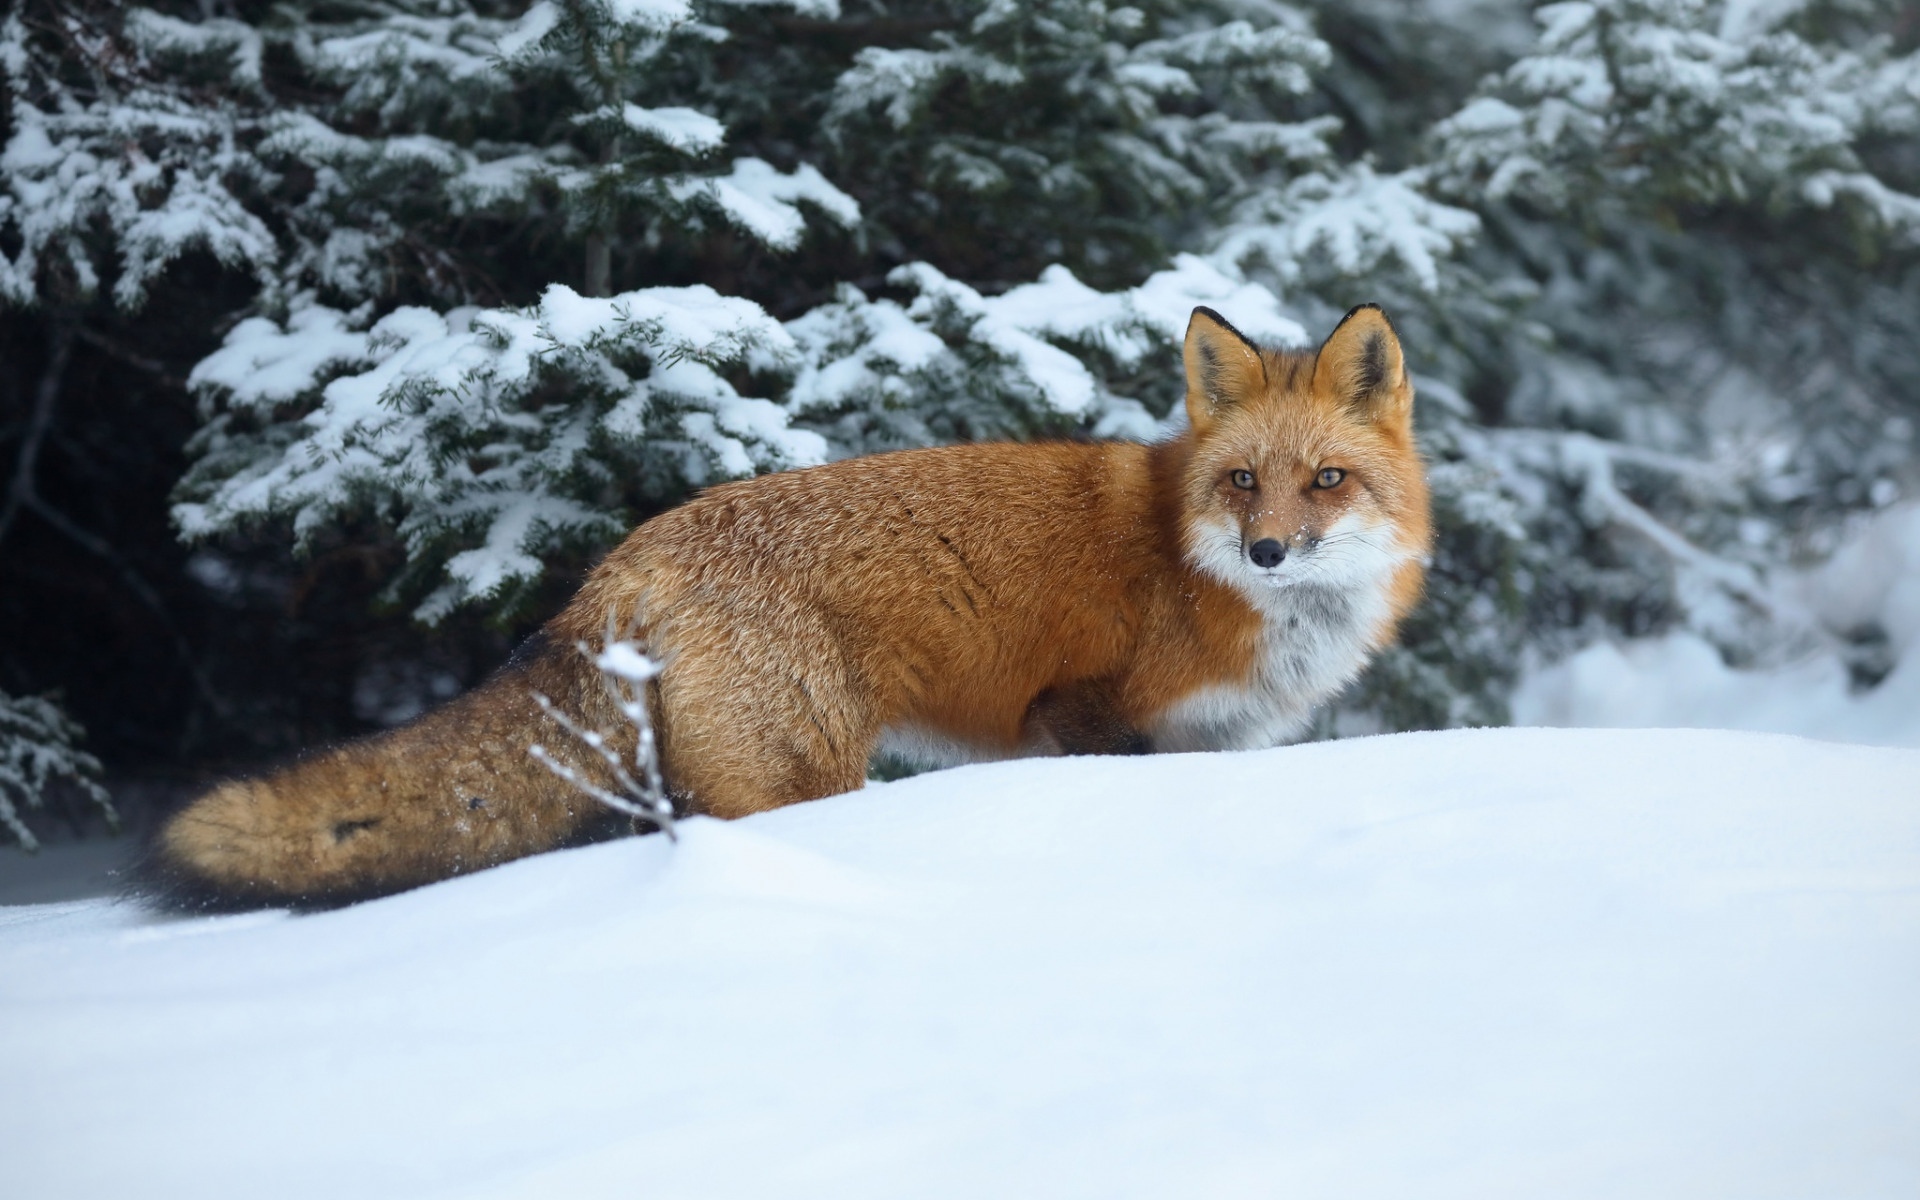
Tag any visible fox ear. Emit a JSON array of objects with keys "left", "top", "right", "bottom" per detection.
[
  {"left": 1183, "top": 307, "right": 1265, "bottom": 433},
  {"left": 1312, "top": 304, "right": 1411, "bottom": 426}
]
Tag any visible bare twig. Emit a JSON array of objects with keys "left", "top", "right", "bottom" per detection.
[
  {"left": 0, "top": 315, "right": 229, "bottom": 718},
  {"left": 529, "top": 616, "right": 675, "bottom": 839},
  {"left": 0, "top": 316, "right": 75, "bottom": 547},
  {"left": 75, "top": 325, "right": 186, "bottom": 389}
]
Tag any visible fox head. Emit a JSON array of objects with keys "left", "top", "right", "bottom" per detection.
[{"left": 1177, "top": 304, "right": 1432, "bottom": 614}]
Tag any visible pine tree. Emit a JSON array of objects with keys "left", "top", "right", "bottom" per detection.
[
  {"left": 1420, "top": 0, "right": 1920, "bottom": 679},
  {"left": 166, "top": 0, "right": 864, "bottom": 620},
  {"left": 0, "top": 690, "right": 115, "bottom": 850}
]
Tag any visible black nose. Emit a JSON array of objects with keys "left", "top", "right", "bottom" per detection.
[{"left": 1248, "top": 538, "right": 1286, "bottom": 569}]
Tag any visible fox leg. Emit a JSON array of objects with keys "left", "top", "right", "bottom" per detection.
[
  {"left": 1023, "top": 677, "right": 1150, "bottom": 756},
  {"left": 653, "top": 609, "right": 877, "bottom": 819}
]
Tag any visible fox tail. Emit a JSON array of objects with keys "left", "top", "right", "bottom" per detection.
[{"left": 139, "top": 634, "right": 631, "bottom": 910}]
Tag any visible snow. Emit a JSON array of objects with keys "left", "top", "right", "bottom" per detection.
[
  {"left": 123, "top": 10, "right": 264, "bottom": 88},
  {"left": 1112, "top": 60, "right": 1198, "bottom": 96},
  {"left": 536, "top": 281, "right": 795, "bottom": 363},
  {"left": 1802, "top": 169, "right": 1920, "bottom": 237},
  {"left": 785, "top": 286, "right": 950, "bottom": 415},
  {"left": 1434, "top": 0, "right": 1920, "bottom": 222},
  {"left": 438, "top": 494, "right": 582, "bottom": 605},
  {"left": 595, "top": 641, "right": 659, "bottom": 683},
  {"left": 309, "top": 14, "right": 504, "bottom": 87},
  {"left": 1515, "top": 503, "right": 1920, "bottom": 748},
  {"left": 605, "top": 0, "right": 694, "bottom": 30},
  {"left": 1513, "top": 631, "right": 1920, "bottom": 747},
  {"left": 1215, "top": 164, "right": 1481, "bottom": 293},
  {"left": 1135, "top": 20, "right": 1326, "bottom": 99},
  {"left": 185, "top": 306, "right": 372, "bottom": 409},
  {"left": 177, "top": 285, "right": 823, "bottom": 619},
  {"left": 674, "top": 157, "right": 861, "bottom": 251},
  {"left": 987, "top": 257, "right": 1309, "bottom": 364},
  {"left": 571, "top": 103, "right": 728, "bottom": 154},
  {"left": 791, "top": 254, "right": 1310, "bottom": 438},
  {"left": 831, "top": 47, "right": 1024, "bottom": 129},
  {"left": 618, "top": 103, "right": 726, "bottom": 153},
  {"left": 493, "top": 2, "right": 558, "bottom": 59},
  {"left": 0, "top": 87, "right": 278, "bottom": 309},
  {"left": 4, "top": 727, "right": 1917, "bottom": 1198},
  {"left": 448, "top": 153, "right": 546, "bottom": 211},
  {"left": 1129, "top": 253, "right": 1307, "bottom": 347},
  {"left": 892, "top": 262, "right": 1101, "bottom": 417}
]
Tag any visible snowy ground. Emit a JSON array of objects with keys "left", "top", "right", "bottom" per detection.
[
  {"left": 3, "top": 727, "right": 1916, "bottom": 1199},
  {"left": 1515, "top": 502, "right": 1920, "bottom": 747}
]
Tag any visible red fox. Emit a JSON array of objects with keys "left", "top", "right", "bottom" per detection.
[{"left": 147, "top": 304, "right": 1432, "bottom": 908}]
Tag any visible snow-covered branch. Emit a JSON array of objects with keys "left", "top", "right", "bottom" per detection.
[
  {"left": 175, "top": 285, "right": 826, "bottom": 621},
  {"left": 0, "top": 691, "right": 116, "bottom": 851}
]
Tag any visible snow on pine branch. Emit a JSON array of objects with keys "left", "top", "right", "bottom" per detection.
[
  {"left": 546, "top": 150, "right": 860, "bottom": 252},
  {"left": 1455, "top": 423, "right": 1780, "bottom": 643},
  {"left": 1432, "top": 0, "right": 1920, "bottom": 233},
  {"left": 669, "top": 158, "right": 861, "bottom": 252},
  {"left": 306, "top": 8, "right": 516, "bottom": 124},
  {"left": 573, "top": 103, "right": 729, "bottom": 155},
  {"left": 0, "top": 12, "right": 279, "bottom": 309},
  {"left": 0, "top": 691, "right": 116, "bottom": 852},
  {"left": 787, "top": 254, "right": 1305, "bottom": 449},
  {"left": 123, "top": 9, "right": 264, "bottom": 89},
  {"left": 176, "top": 285, "right": 826, "bottom": 622},
  {"left": 824, "top": 3, "right": 1338, "bottom": 211},
  {"left": 827, "top": 46, "right": 1025, "bottom": 131},
  {"left": 1128, "top": 16, "right": 1329, "bottom": 97},
  {"left": 1214, "top": 164, "right": 1481, "bottom": 293}
]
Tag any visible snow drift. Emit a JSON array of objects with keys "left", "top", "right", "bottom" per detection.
[
  {"left": 1516, "top": 502, "right": 1920, "bottom": 748},
  {"left": 3, "top": 726, "right": 1917, "bottom": 1198}
]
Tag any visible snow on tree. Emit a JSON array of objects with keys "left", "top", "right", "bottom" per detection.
[
  {"left": 0, "top": 7, "right": 276, "bottom": 310},
  {"left": 785, "top": 255, "right": 1306, "bottom": 451},
  {"left": 177, "top": 284, "right": 828, "bottom": 620},
  {"left": 161, "top": 0, "right": 860, "bottom": 620},
  {"left": 1412, "top": 0, "right": 1920, "bottom": 700},
  {"left": 0, "top": 690, "right": 115, "bottom": 850},
  {"left": 790, "top": 2, "right": 1480, "bottom": 453},
  {"left": 1435, "top": 0, "right": 1920, "bottom": 230}
]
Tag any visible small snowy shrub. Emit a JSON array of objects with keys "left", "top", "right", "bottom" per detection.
[
  {"left": 529, "top": 628, "right": 675, "bottom": 839},
  {"left": 0, "top": 692, "right": 116, "bottom": 851}
]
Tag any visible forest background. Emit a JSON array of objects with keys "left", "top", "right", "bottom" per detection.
[{"left": 3, "top": 0, "right": 1917, "bottom": 847}]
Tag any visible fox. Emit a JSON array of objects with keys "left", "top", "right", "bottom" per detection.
[{"left": 145, "top": 304, "right": 1432, "bottom": 909}]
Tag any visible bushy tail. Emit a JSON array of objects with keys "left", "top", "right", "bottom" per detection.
[{"left": 139, "top": 634, "right": 628, "bottom": 910}]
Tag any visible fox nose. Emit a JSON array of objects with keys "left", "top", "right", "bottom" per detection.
[{"left": 1248, "top": 538, "right": 1286, "bottom": 569}]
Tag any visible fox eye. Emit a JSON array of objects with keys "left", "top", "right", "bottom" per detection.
[
  {"left": 1314, "top": 468, "right": 1346, "bottom": 489},
  {"left": 1230, "top": 469, "right": 1256, "bottom": 490}
]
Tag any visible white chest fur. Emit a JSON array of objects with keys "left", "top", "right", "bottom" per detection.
[{"left": 1147, "top": 580, "right": 1391, "bottom": 753}]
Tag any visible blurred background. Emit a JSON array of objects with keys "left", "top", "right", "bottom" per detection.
[{"left": 3, "top": 0, "right": 1916, "bottom": 879}]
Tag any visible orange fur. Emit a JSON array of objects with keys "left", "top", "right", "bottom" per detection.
[{"left": 147, "top": 305, "right": 1432, "bottom": 907}]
